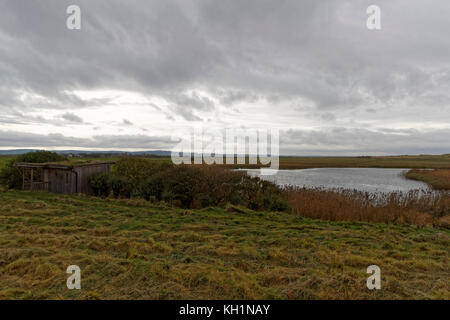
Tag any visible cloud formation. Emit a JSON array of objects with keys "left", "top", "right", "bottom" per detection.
[{"left": 0, "top": 0, "right": 449, "bottom": 154}]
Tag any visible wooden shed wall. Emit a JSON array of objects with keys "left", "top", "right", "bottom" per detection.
[
  {"left": 45, "top": 169, "right": 77, "bottom": 194},
  {"left": 74, "top": 164, "right": 111, "bottom": 194}
]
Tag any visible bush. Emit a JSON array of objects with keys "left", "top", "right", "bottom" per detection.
[
  {"left": 0, "top": 151, "right": 67, "bottom": 189},
  {"left": 93, "top": 160, "right": 289, "bottom": 212},
  {"left": 15, "top": 151, "right": 66, "bottom": 164},
  {"left": 197, "top": 193, "right": 213, "bottom": 207},
  {"left": 108, "top": 176, "right": 129, "bottom": 198},
  {"left": 261, "top": 196, "right": 290, "bottom": 212},
  {"left": 88, "top": 173, "right": 110, "bottom": 197},
  {"left": 139, "top": 175, "right": 164, "bottom": 201},
  {"left": 227, "top": 192, "right": 243, "bottom": 206},
  {"left": 155, "top": 165, "right": 288, "bottom": 211},
  {"left": 113, "top": 156, "right": 172, "bottom": 188},
  {"left": 161, "top": 190, "right": 176, "bottom": 203},
  {"left": 0, "top": 165, "right": 20, "bottom": 189}
]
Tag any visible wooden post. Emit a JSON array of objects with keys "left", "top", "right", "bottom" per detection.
[
  {"left": 22, "top": 168, "right": 25, "bottom": 190},
  {"left": 43, "top": 169, "right": 49, "bottom": 192},
  {"left": 30, "top": 168, "right": 33, "bottom": 191}
]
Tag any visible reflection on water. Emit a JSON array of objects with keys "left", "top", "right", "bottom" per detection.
[{"left": 243, "top": 168, "right": 431, "bottom": 193}]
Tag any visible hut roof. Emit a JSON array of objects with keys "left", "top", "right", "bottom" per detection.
[{"left": 15, "top": 160, "right": 115, "bottom": 169}]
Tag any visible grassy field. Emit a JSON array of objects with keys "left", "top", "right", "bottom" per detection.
[
  {"left": 176, "top": 154, "right": 450, "bottom": 169},
  {"left": 274, "top": 154, "right": 450, "bottom": 169},
  {"left": 2, "top": 154, "right": 450, "bottom": 171},
  {"left": 405, "top": 169, "right": 450, "bottom": 191},
  {"left": 0, "top": 190, "right": 448, "bottom": 300}
]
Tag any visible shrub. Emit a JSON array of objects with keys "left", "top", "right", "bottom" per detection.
[
  {"left": 108, "top": 176, "right": 129, "bottom": 198},
  {"left": 227, "top": 192, "right": 243, "bottom": 206},
  {"left": 163, "top": 166, "right": 198, "bottom": 207},
  {"left": 161, "top": 190, "right": 176, "bottom": 203},
  {"left": 93, "top": 160, "right": 289, "bottom": 212},
  {"left": 88, "top": 173, "right": 110, "bottom": 197},
  {"left": 197, "top": 193, "right": 213, "bottom": 207},
  {"left": 113, "top": 156, "right": 172, "bottom": 188},
  {"left": 15, "top": 151, "right": 66, "bottom": 164},
  {"left": 262, "top": 196, "right": 290, "bottom": 212},
  {"left": 0, "top": 165, "right": 20, "bottom": 189},
  {"left": 155, "top": 165, "right": 288, "bottom": 210},
  {"left": 139, "top": 175, "right": 164, "bottom": 201}
]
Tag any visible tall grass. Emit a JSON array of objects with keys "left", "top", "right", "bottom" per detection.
[
  {"left": 287, "top": 187, "right": 450, "bottom": 227},
  {"left": 405, "top": 169, "right": 450, "bottom": 190}
]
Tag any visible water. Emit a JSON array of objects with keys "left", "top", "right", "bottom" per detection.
[{"left": 243, "top": 168, "right": 431, "bottom": 193}]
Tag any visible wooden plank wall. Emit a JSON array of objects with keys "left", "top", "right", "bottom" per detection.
[
  {"left": 47, "top": 169, "right": 76, "bottom": 194},
  {"left": 74, "top": 164, "right": 111, "bottom": 194}
]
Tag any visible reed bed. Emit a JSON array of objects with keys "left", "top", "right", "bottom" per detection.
[{"left": 287, "top": 187, "right": 450, "bottom": 227}]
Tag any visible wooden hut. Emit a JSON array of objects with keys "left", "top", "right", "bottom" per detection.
[{"left": 15, "top": 161, "right": 115, "bottom": 195}]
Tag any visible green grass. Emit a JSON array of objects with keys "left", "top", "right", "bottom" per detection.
[{"left": 0, "top": 190, "right": 448, "bottom": 299}]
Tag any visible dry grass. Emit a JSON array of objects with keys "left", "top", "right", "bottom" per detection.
[
  {"left": 219, "top": 154, "right": 450, "bottom": 170},
  {"left": 0, "top": 191, "right": 449, "bottom": 300},
  {"left": 287, "top": 188, "right": 450, "bottom": 228},
  {"left": 277, "top": 154, "right": 450, "bottom": 169},
  {"left": 405, "top": 169, "right": 450, "bottom": 191}
]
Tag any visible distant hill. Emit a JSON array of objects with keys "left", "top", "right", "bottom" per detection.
[
  {"left": 0, "top": 149, "right": 39, "bottom": 155},
  {"left": 0, "top": 149, "right": 172, "bottom": 156}
]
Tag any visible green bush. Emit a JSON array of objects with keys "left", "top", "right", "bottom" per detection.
[
  {"left": 163, "top": 166, "right": 197, "bottom": 207},
  {"left": 15, "top": 151, "right": 66, "bottom": 163},
  {"left": 197, "top": 193, "right": 213, "bottom": 207},
  {"left": 139, "top": 175, "right": 164, "bottom": 201},
  {"left": 0, "top": 165, "right": 19, "bottom": 189},
  {"left": 113, "top": 156, "right": 172, "bottom": 188},
  {"left": 88, "top": 173, "right": 110, "bottom": 197},
  {"left": 161, "top": 190, "right": 176, "bottom": 203},
  {"left": 108, "top": 176, "right": 129, "bottom": 198},
  {"left": 227, "top": 192, "right": 243, "bottom": 206},
  {"left": 261, "top": 195, "right": 290, "bottom": 212},
  {"left": 95, "top": 159, "right": 289, "bottom": 212}
]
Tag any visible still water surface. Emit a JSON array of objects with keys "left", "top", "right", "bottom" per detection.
[{"left": 244, "top": 168, "right": 431, "bottom": 193}]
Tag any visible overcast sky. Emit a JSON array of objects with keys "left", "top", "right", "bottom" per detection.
[{"left": 0, "top": 0, "right": 449, "bottom": 155}]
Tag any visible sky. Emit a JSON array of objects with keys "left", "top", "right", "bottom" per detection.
[{"left": 0, "top": 0, "right": 449, "bottom": 155}]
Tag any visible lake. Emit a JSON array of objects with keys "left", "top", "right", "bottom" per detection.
[{"left": 243, "top": 168, "right": 431, "bottom": 193}]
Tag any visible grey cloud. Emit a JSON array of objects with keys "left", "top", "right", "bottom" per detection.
[
  {"left": 0, "top": 1, "right": 449, "bottom": 153},
  {"left": 61, "top": 112, "right": 84, "bottom": 123},
  {"left": 2, "top": 0, "right": 450, "bottom": 110},
  {"left": 281, "top": 127, "right": 450, "bottom": 155},
  {"left": 0, "top": 130, "right": 175, "bottom": 149}
]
